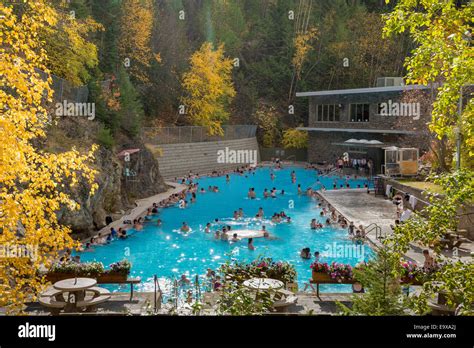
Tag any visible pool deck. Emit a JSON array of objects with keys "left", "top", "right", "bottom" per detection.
[
  {"left": 318, "top": 189, "right": 425, "bottom": 264},
  {"left": 20, "top": 291, "right": 355, "bottom": 316},
  {"left": 83, "top": 181, "right": 187, "bottom": 243},
  {"left": 317, "top": 188, "right": 474, "bottom": 264}
]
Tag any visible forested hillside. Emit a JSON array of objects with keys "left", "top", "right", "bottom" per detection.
[{"left": 41, "top": 0, "right": 412, "bottom": 143}]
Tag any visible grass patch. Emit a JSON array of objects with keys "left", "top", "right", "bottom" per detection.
[{"left": 397, "top": 179, "right": 444, "bottom": 194}]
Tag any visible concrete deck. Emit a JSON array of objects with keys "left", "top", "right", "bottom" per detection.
[
  {"left": 318, "top": 189, "right": 473, "bottom": 264},
  {"left": 21, "top": 291, "right": 354, "bottom": 316},
  {"left": 83, "top": 181, "right": 187, "bottom": 243}
]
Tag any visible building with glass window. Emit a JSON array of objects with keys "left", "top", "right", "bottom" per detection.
[{"left": 296, "top": 83, "right": 431, "bottom": 173}]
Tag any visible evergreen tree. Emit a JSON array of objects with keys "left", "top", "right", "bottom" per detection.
[{"left": 339, "top": 249, "right": 407, "bottom": 316}]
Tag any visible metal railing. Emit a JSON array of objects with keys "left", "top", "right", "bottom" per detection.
[
  {"left": 143, "top": 125, "right": 257, "bottom": 144},
  {"left": 365, "top": 223, "right": 384, "bottom": 240}
]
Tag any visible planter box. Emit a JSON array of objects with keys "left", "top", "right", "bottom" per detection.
[
  {"left": 96, "top": 272, "right": 128, "bottom": 283},
  {"left": 312, "top": 271, "right": 332, "bottom": 282},
  {"left": 46, "top": 272, "right": 128, "bottom": 283}
]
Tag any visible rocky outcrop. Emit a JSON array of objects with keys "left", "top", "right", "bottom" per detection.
[{"left": 47, "top": 119, "right": 167, "bottom": 240}]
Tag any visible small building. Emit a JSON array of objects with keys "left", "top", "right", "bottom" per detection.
[{"left": 296, "top": 82, "right": 430, "bottom": 174}]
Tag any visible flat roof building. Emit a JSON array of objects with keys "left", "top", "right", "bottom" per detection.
[{"left": 296, "top": 84, "right": 431, "bottom": 173}]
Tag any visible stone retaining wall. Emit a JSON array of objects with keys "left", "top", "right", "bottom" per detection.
[{"left": 147, "top": 137, "right": 260, "bottom": 179}]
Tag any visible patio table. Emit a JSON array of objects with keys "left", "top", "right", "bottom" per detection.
[
  {"left": 243, "top": 278, "right": 284, "bottom": 291},
  {"left": 53, "top": 277, "right": 97, "bottom": 312}
]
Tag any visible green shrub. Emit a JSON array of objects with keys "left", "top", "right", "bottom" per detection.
[{"left": 97, "top": 126, "right": 114, "bottom": 149}]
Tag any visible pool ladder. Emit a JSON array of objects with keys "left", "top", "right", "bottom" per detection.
[{"left": 365, "top": 223, "right": 385, "bottom": 240}]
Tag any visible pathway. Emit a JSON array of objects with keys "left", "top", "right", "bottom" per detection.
[{"left": 84, "top": 181, "right": 187, "bottom": 242}]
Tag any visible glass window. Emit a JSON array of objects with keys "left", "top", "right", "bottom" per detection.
[
  {"left": 350, "top": 104, "right": 369, "bottom": 122},
  {"left": 317, "top": 105, "right": 322, "bottom": 121},
  {"left": 402, "top": 149, "right": 417, "bottom": 161},
  {"left": 335, "top": 105, "right": 340, "bottom": 121},
  {"left": 328, "top": 105, "right": 334, "bottom": 121},
  {"left": 323, "top": 105, "right": 329, "bottom": 121}
]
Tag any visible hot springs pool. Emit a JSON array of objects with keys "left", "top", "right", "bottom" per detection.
[{"left": 78, "top": 166, "right": 374, "bottom": 294}]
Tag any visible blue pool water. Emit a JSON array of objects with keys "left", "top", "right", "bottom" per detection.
[{"left": 79, "top": 166, "right": 374, "bottom": 294}]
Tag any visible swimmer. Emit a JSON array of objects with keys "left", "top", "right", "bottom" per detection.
[
  {"left": 231, "top": 233, "right": 239, "bottom": 242},
  {"left": 180, "top": 222, "right": 190, "bottom": 232},
  {"left": 300, "top": 247, "right": 311, "bottom": 259},
  {"left": 261, "top": 225, "right": 269, "bottom": 238},
  {"left": 204, "top": 222, "right": 211, "bottom": 233},
  {"left": 178, "top": 274, "right": 191, "bottom": 286},
  {"left": 248, "top": 238, "right": 255, "bottom": 250}
]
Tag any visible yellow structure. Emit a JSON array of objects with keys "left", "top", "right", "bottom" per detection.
[{"left": 383, "top": 147, "right": 419, "bottom": 176}]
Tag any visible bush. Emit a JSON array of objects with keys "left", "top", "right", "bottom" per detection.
[{"left": 96, "top": 126, "right": 114, "bottom": 149}]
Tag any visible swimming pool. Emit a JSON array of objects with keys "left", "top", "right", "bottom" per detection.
[{"left": 78, "top": 166, "right": 374, "bottom": 294}]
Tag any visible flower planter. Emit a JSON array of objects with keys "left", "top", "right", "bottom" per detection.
[
  {"left": 46, "top": 271, "right": 128, "bottom": 283},
  {"left": 312, "top": 271, "right": 332, "bottom": 282},
  {"left": 96, "top": 272, "right": 128, "bottom": 283}
]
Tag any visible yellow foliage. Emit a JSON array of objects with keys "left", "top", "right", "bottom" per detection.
[
  {"left": 292, "top": 28, "right": 318, "bottom": 79},
  {"left": 181, "top": 42, "right": 236, "bottom": 135},
  {"left": 282, "top": 128, "right": 308, "bottom": 149},
  {"left": 253, "top": 104, "right": 280, "bottom": 147},
  {"left": 0, "top": 1, "right": 98, "bottom": 313},
  {"left": 118, "top": 0, "right": 155, "bottom": 83},
  {"left": 41, "top": 6, "right": 103, "bottom": 86}
]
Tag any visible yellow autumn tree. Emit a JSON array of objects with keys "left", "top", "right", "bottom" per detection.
[
  {"left": 292, "top": 27, "right": 318, "bottom": 79},
  {"left": 118, "top": 0, "right": 159, "bottom": 83},
  {"left": 0, "top": 1, "right": 98, "bottom": 313},
  {"left": 282, "top": 128, "right": 308, "bottom": 149},
  {"left": 40, "top": 4, "right": 103, "bottom": 86},
  {"left": 181, "top": 42, "right": 236, "bottom": 135}
]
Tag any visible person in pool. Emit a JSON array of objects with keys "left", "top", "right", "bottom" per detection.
[
  {"left": 261, "top": 225, "right": 269, "bottom": 238},
  {"left": 248, "top": 238, "right": 255, "bottom": 250},
  {"left": 178, "top": 274, "right": 191, "bottom": 286},
  {"left": 311, "top": 219, "right": 318, "bottom": 229},
  {"left": 257, "top": 207, "right": 264, "bottom": 218},
  {"left": 180, "top": 222, "right": 190, "bottom": 232},
  {"left": 204, "top": 222, "right": 211, "bottom": 233},
  {"left": 238, "top": 208, "right": 244, "bottom": 218},
  {"left": 300, "top": 247, "right": 311, "bottom": 259},
  {"left": 231, "top": 233, "right": 239, "bottom": 242},
  {"left": 110, "top": 227, "right": 117, "bottom": 239},
  {"left": 156, "top": 219, "right": 162, "bottom": 226}
]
